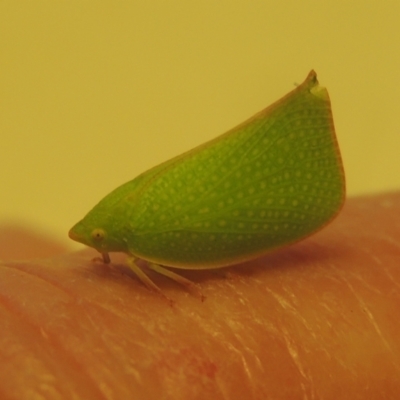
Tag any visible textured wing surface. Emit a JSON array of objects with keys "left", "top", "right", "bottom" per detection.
[{"left": 122, "top": 71, "right": 345, "bottom": 267}]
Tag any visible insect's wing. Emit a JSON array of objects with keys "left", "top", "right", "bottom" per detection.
[{"left": 123, "top": 71, "right": 345, "bottom": 268}]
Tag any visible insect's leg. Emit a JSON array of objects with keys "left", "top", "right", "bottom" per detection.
[
  {"left": 148, "top": 263, "right": 205, "bottom": 301},
  {"left": 127, "top": 257, "right": 173, "bottom": 304},
  {"left": 92, "top": 252, "right": 111, "bottom": 264}
]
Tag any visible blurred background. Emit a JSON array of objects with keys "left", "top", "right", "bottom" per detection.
[{"left": 1, "top": 1, "right": 399, "bottom": 254}]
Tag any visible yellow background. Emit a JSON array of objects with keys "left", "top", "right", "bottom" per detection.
[{"left": 1, "top": 2, "right": 399, "bottom": 250}]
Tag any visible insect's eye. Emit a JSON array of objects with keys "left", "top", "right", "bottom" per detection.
[{"left": 91, "top": 228, "right": 106, "bottom": 242}]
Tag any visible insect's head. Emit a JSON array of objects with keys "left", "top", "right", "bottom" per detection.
[{"left": 68, "top": 211, "right": 128, "bottom": 256}]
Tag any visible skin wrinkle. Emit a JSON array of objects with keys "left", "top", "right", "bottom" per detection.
[
  {"left": 237, "top": 283, "right": 281, "bottom": 334},
  {"left": 340, "top": 275, "right": 399, "bottom": 372},
  {"left": 75, "top": 326, "right": 142, "bottom": 398},
  {"left": 371, "top": 255, "right": 382, "bottom": 265},
  {"left": 0, "top": 261, "right": 168, "bottom": 399},
  {"left": 221, "top": 275, "right": 276, "bottom": 373},
  {"left": 0, "top": 262, "right": 72, "bottom": 295},
  {"left": 299, "top": 383, "right": 311, "bottom": 400},
  {"left": 307, "top": 303, "right": 356, "bottom": 376},
  {"left": 80, "top": 311, "right": 169, "bottom": 398},
  {"left": 99, "top": 328, "right": 144, "bottom": 385},
  {"left": 382, "top": 266, "right": 400, "bottom": 292},
  {"left": 345, "top": 242, "right": 400, "bottom": 296},
  {"left": 226, "top": 341, "right": 254, "bottom": 390},
  {"left": 281, "top": 326, "right": 315, "bottom": 400},
  {"left": 199, "top": 316, "right": 255, "bottom": 392},
  {"left": 368, "top": 254, "right": 400, "bottom": 295},
  {"left": 3, "top": 260, "right": 151, "bottom": 334},
  {"left": 3, "top": 262, "right": 131, "bottom": 320},
  {"left": 345, "top": 270, "right": 385, "bottom": 296},
  {"left": 281, "top": 327, "right": 307, "bottom": 378},
  {"left": 265, "top": 266, "right": 370, "bottom": 381},
  {"left": 323, "top": 262, "right": 399, "bottom": 373},
  {"left": 381, "top": 234, "right": 400, "bottom": 250},
  {"left": 85, "top": 314, "right": 145, "bottom": 387},
  {"left": 262, "top": 287, "right": 321, "bottom": 397},
  {"left": 0, "top": 295, "right": 106, "bottom": 400},
  {"left": 215, "top": 379, "right": 230, "bottom": 400},
  {"left": 182, "top": 287, "right": 268, "bottom": 398},
  {"left": 228, "top": 318, "right": 265, "bottom": 375},
  {"left": 265, "top": 287, "right": 318, "bottom": 341}
]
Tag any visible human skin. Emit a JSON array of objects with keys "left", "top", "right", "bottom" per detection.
[{"left": 0, "top": 192, "right": 399, "bottom": 399}]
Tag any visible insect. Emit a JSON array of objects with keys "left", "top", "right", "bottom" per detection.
[{"left": 69, "top": 70, "right": 345, "bottom": 296}]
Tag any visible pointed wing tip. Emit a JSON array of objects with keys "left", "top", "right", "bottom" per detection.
[{"left": 305, "top": 70, "right": 318, "bottom": 86}]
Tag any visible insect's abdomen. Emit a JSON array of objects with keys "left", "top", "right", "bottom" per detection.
[{"left": 126, "top": 72, "right": 345, "bottom": 268}]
